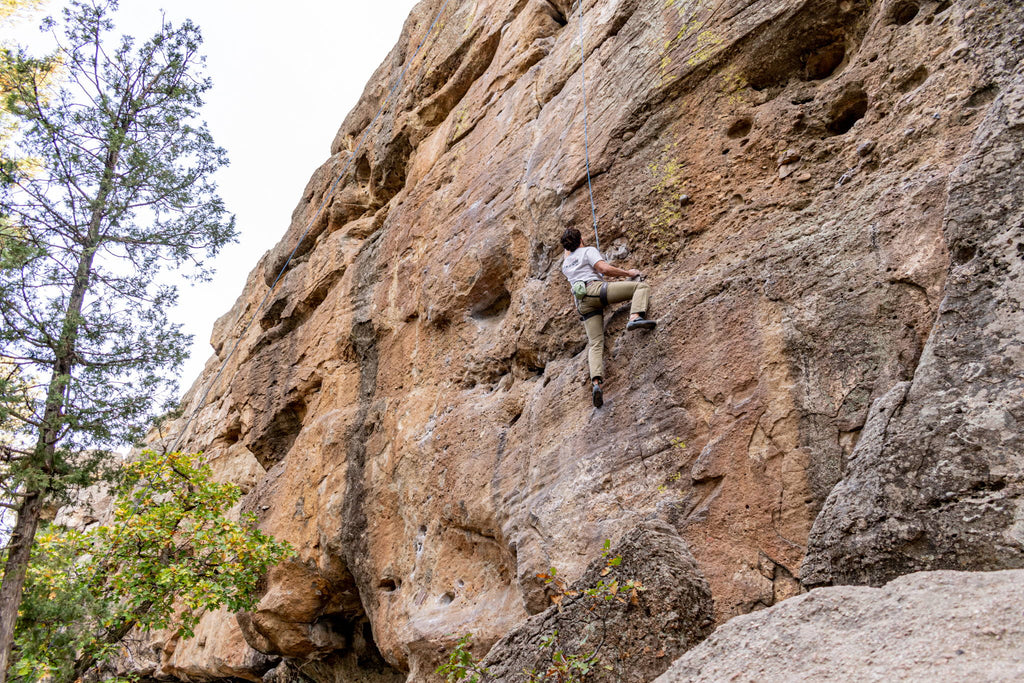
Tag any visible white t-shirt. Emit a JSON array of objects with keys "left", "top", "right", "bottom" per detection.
[{"left": 561, "top": 246, "right": 605, "bottom": 284}]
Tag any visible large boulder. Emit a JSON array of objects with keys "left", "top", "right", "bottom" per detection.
[
  {"left": 480, "top": 521, "right": 713, "bottom": 682},
  {"left": 654, "top": 569, "right": 1024, "bottom": 683}
]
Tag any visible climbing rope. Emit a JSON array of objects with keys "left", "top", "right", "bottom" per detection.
[
  {"left": 577, "top": 0, "right": 600, "bottom": 251},
  {"left": 574, "top": 0, "right": 733, "bottom": 255},
  {"left": 169, "top": 0, "right": 454, "bottom": 454}
]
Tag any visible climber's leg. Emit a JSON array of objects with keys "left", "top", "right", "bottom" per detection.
[
  {"left": 602, "top": 280, "right": 639, "bottom": 308},
  {"left": 582, "top": 307, "right": 605, "bottom": 380},
  {"left": 604, "top": 280, "right": 656, "bottom": 330},
  {"left": 602, "top": 280, "right": 650, "bottom": 315}
]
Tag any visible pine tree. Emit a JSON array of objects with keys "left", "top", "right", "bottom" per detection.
[{"left": 0, "top": 1, "right": 236, "bottom": 677}]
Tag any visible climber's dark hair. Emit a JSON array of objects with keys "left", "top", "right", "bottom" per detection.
[{"left": 560, "top": 227, "right": 582, "bottom": 252}]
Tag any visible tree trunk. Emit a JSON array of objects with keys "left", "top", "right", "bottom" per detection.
[
  {"left": 65, "top": 601, "right": 152, "bottom": 683},
  {"left": 0, "top": 493, "right": 43, "bottom": 683},
  {"left": 0, "top": 145, "right": 116, "bottom": 680}
]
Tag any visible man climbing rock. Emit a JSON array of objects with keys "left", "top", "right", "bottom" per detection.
[{"left": 560, "top": 227, "right": 656, "bottom": 408}]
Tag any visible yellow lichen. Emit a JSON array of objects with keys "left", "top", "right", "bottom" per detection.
[
  {"left": 720, "top": 67, "right": 750, "bottom": 105},
  {"left": 659, "top": 0, "right": 721, "bottom": 84},
  {"left": 462, "top": 1, "right": 477, "bottom": 33},
  {"left": 639, "top": 142, "right": 690, "bottom": 252},
  {"left": 686, "top": 29, "right": 723, "bottom": 67}
]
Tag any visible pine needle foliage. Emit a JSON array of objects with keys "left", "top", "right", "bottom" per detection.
[{"left": 0, "top": 0, "right": 236, "bottom": 467}]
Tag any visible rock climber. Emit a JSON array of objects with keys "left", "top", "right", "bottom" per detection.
[{"left": 560, "top": 227, "right": 656, "bottom": 408}]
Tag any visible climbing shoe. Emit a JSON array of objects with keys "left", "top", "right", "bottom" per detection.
[
  {"left": 627, "top": 317, "right": 657, "bottom": 331},
  {"left": 592, "top": 381, "right": 603, "bottom": 408}
]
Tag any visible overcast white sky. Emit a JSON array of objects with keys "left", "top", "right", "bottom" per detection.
[{"left": 12, "top": 0, "right": 422, "bottom": 389}]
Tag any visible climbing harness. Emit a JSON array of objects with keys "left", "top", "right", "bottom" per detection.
[{"left": 169, "top": 0, "right": 454, "bottom": 454}]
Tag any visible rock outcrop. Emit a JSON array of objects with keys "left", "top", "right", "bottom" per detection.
[
  {"left": 654, "top": 569, "right": 1024, "bottom": 683},
  {"left": 803, "top": 0, "right": 1024, "bottom": 586},
  {"left": 479, "top": 521, "right": 713, "bottom": 682},
  {"left": 137, "top": 0, "right": 1024, "bottom": 680}
]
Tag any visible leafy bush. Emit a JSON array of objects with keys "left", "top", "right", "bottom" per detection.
[{"left": 12, "top": 450, "right": 293, "bottom": 683}]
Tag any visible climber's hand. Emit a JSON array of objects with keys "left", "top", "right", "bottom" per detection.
[{"left": 628, "top": 269, "right": 642, "bottom": 279}]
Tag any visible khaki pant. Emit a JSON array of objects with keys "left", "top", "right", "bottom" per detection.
[{"left": 578, "top": 280, "right": 650, "bottom": 380}]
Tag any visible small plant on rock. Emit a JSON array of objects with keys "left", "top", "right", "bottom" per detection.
[
  {"left": 437, "top": 633, "right": 490, "bottom": 683},
  {"left": 523, "top": 630, "right": 600, "bottom": 683},
  {"left": 439, "top": 540, "right": 645, "bottom": 682}
]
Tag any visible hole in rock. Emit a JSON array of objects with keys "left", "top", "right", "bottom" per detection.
[
  {"left": 221, "top": 422, "right": 242, "bottom": 446},
  {"left": 374, "top": 132, "right": 412, "bottom": 203},
  {"left": 952, "top": 243, "right": 976, "bottom": 265},
  {"left": 898, "top": 66, "right": 929, "bottom": 93},
  {"left": 259, "top": 297, "right": 288, "bottom": 331},
  {"left": 726, "top": 117, "right": 753, "bottom": 139},
  {"left": 970, "top": 478, "right": 1007, "bottom": 494},
  {"left": 247, "top": 397, "right": 307, "bottom": 468},
  {"left": 826, "top": 86, "right": 869, "bottom": 135},
  {"left": 355, "top": 154, "right": 371, "bottom": 184},
  {"left": 889, "top": 1, "right": 919, "bottom": 25},
  {"left": 541, "top": 0, "right": 568, "bottom": 27},
  {"left": 414, "top": 525, "right": 427, "bottom": 555},
  {"left": 803, "top": 41, "right": 846, "bottom": 80},
  {"left": 739, "top": 0, "right": 868, "bottom": 92},
  {"left": 308, "top": 617, "right": 403, "bottom": 678},
  {"left": 967, "top": 84, "right": 998, "bottom": 108},
  {"left": 471, "top": 286, "right": 512, "bottom": 319},
  {"left": 934, "top": 0, "right": 952, "bottom": 14},
  {"left": 509, "top": 411, "right": 522, "bottom": 426},
  {"left": 378, "top": 578, "right": 399, "bottom": 592},
  {"left": 439, "top": 592, "right": 455, "bottom": 606}
]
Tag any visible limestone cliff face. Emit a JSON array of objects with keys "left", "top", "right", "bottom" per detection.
[{"left": 152, "top": 0, "right": 1023, "bottom": 680}]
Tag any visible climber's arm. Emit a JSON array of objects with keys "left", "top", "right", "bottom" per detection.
[{"left": 594, "top": 260, "right": 641, "bottom": 279}]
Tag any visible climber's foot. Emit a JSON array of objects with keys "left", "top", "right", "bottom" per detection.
[
  {"left": 592, "top": 380, "right": 603, "bottom": 408},
  {"left": 627, "top": 317, "right": 657, "bottom": 331}
]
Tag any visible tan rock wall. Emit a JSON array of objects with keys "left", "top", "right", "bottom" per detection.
[{"left": 152, "top": 0, "right": 1013, "bottom": 679}]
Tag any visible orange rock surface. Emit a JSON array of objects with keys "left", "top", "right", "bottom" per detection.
[{"left": 148, "top": 0, "right": 1024, "bottom": 679}]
